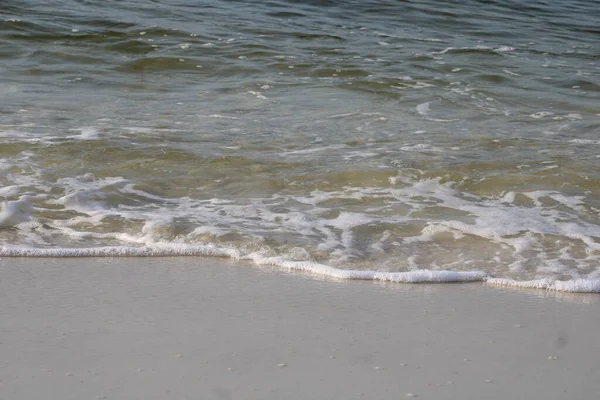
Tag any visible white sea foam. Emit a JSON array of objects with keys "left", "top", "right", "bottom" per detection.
[
  {"left": 0, "top": 239, "right": 486, "bottom": 283},
  {"left": 1, "top": 242, "right": 598, "bottom": 292},
  {"left": 570, "top": 139, "right": 600, "bottom": 145},
  {"left": 391, "top": 81, "right": 434, "bottom": 90},
  {"left": 2, "top": 171, "right": 599, "bottom": 293},
  {"left": 502, "top": 69, "right": 521, "bottom": 76},
  {"left": 529, "top": 111, "right": 554, "bottom": 119},
  {"left": 247, "top": 91, "right": 267, "bottom": 99},
  {"left": 283, "top": 144, "right": 346, "bottom": 156},
  {"left": 411, "top": 37, "right": 443, "bottom": 42},
  {"left": 486, "top": 278, "right": 600, "bottom": 293},
  {"left": 0, "top": 158, "right": 13, "bottom": 171},
  {"left": 566, "top": 113, "right": 583, "bottom": 120},
  {"left": 69, "top": 127, "right": 100, "bottom": 140},
  {"left": 496, "top": 46, "right": 515, "bottom": 53},
  {"left": 0, "top": 243, "right": 237, "bottom": 258},
  {"left": 342, "top": 151, "right": 379, "bottom": 160},
  {"left": 246, "top": 253, "right": 488, "bottom": 283},
  {"left": 0, "top": 197, "right": 35, "bottom": 227},
  {"left": 205, "top": 114, "right": 239, "bottom": 120},
  {"left": 400, "top": 143, "right": 444, "bottom": 153},
  {"left": 416, "top": 102, "right": 459, "bottom": 122},
  {"left": 433, "top": 46, "right": 514, "bottom": 55}
]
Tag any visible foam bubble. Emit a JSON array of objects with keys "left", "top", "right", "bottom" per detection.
[
  {"left": 247, "top": 91, "right": 267, "bottom": 99},
  {"left": 0, "top": 243, "right": 238, "bottom": 258},
  {"left": 69, "top": 127, "right": 100, "bottom": 140},
  {"left": 566, "top": 113, "right": 583, "bottom": 120},
  {"left": 400, "top": 143, "right": 444, "bottom": 153},
  {"left": 502, "top": 69, "right": 521, "bottom": 76},
  {"left": 248, "top": 253, "right": 488, "bottom": 282},
  {"left": 416, "top": 102, "right": 458, "bottom": 122},
  {"left": 570, "top": 139, "right": 600, "bottom": 145},
  {"left": 496, "top": 46, "right": 515, "bottom": 53},
  {"left": 529, "top": 111, "right": 554, "bottom": 119},
  {"left": 0, "top": 197, "right": 34, "bottom": 227},
  {"left": 487, "top": 278, "right": 600, "bottom": 293}
]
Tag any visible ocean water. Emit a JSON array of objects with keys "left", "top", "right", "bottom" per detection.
[{"left": 1, "top": 0, "right": 599, "bottom": 292}]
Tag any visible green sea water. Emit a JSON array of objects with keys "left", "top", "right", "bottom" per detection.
[{"left": 1, "top": 0, "right": 600, "bottom": 290}]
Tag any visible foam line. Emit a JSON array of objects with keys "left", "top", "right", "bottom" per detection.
[
  {"left": 486, "top": 278, "right": 600, "bottom": 293},
  {"left": 245, "top": 253, "right": 488, "bottom": 283},
  {"left": 0, "top": 244, "right": 239, "bottom": 258},
  {"left": 0, "top": 244, "right": 486, "bottom": 283},
  {"left": 2, "top": 244, "right": 599, "bottom": 292}
]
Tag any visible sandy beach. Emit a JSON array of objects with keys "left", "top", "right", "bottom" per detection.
[{"left": 1, "top": 257, "right": 599, "bottom": 400}]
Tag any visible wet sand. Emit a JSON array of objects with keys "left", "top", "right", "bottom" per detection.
[{"left": 1, "top": 257, "right": 599, "bottom": 400}]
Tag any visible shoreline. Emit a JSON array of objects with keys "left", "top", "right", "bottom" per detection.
[
  {"left": 1, "top": 247, "right": 599, "bottom": 293},
  {"left": 2, "top": 257, "right": 599, "bottom": 399}
]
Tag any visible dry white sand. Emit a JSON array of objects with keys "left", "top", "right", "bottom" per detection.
[{"left": 1, "top": 257, "right": 599, "bottom": 400}]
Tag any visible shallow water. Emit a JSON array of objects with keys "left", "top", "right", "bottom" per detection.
[{"left": 1, "top": 0, "right": 600, "bottom": 291}]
